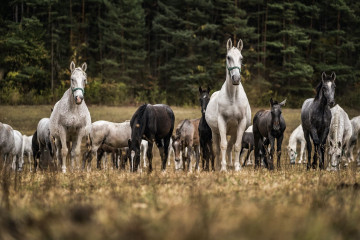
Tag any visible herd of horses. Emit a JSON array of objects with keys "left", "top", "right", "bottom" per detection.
[{"left": 1, "top": 38, "right": 360, "bottom": 173}]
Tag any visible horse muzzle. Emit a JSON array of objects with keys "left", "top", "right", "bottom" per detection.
[
  {"left": 231, "top": 75, "right": 241, "bottom": 85},
  {"left": 75, "top": 95, "right": 83, "bottom": 105}
]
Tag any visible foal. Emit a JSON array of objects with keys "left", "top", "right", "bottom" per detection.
[
  {"left": 253, "top": 98, "right": 286, "bottom": 170},
  {"left": 198, "top": 87, "right": 215, "bottom": 171}
]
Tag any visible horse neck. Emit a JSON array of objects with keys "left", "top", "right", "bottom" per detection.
[
  {"left": 224, "top": 71, "right": 243, "bottom": 99},
  {"left": 288, "top": 131, "right": 298, "bottom": 149},
  {"left": 314, "top": 90, "right": 329, "bottom": 114}
]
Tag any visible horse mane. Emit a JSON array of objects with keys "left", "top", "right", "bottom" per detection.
[
  {"left": 130, "top": 104, "right": 148, "bottom": 127},
  {"left": 314, "top": 81, "right": 323, "bottom": 100},
  {"left": 72, "top": 67, "right": 87, "bottom": 77}
]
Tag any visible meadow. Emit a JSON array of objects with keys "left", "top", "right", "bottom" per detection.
[{"left": 0, "top": 105, "right": 360, "bottom": 240}]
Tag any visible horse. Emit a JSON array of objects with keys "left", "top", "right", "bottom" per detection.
[
  {"left": 172, "top": 118, "right": 200, "bottom": 172},
  {"left": 205, "top": 38, "right": 251, "bottom": 171},
  {"left": 327, "top": 104, "right": 352, "bottom": 170},
  {"left": 141, "top": 139, "right": 175, "bottom": 169},
  {"left": 240, "top": 125, "right": 255, "bottom": 167},
  {"left": 287, "top": 125, "right": 306, "bottom": 164},
  {"left": 198, "top": 87, "right": 215, "bottom": 171},
  {"left": 128, "top": 104, "right": 175, "bottom": 172},
  {"left": 253, "top": 98, "right": 286, "bottom": 170},
  {"left": 96, "top": 144, "right": 121, "bottom": 170},
  {"left": 50, "top": 61, "right": 92, "bottom": 173},
  {"left": 36, "top": 118, "right": 55, "bottom": 170},
  {"left": 82, "top": 120, "right": 131, "bottom": 171},
  {"left": 347, "top": 116, "right": 360, "bottom": 164},
  {"left": 22, "top": 135, "right": 33, "bottom": 172},
  {"left": 301, "top": 72, "right": 336, "bottom": 170},
  {"left": 0, "top": 122, "right": 15, "bottom": 166},
  {"left": 11, "top": 130, "right": 23, "bottom": 171}
]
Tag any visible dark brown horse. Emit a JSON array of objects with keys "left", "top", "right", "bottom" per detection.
[
  {"left": 198, "top": 87, "right": 215, "bottom": 171},
  {"left": 128, "top": 104, "right": 175, "bottom": 172},
  {"left": 253, "top": 98, "right": 286, "bottom": 170}
]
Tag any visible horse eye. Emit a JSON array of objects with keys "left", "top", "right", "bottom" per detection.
[{"left": 227, "top": 56, "right": 230, "bottom": 61}]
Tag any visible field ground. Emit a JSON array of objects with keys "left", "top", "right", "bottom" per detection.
[{"left": 1, "top": 105, "right": 360, "bottom": 239}]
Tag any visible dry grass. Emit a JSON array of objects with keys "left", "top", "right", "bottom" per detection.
[{"left": 0, "top": 105, "right": 360, "bottom": 240}]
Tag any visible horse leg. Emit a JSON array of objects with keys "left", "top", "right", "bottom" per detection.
[
  {"left": 142, "top": 142, "right": 147, "bottom": 168},
  {"left": 209, "top": 141, "right": 215, "bottom": 172},
  {"left": 70, "top": 132, "right": 83, "bottom": 172},
  {"left": 163, "top": 136, "right": 171, "bottom": 171},
  {"left": 146, "top": 141, "right": 154, "bottom": 172},
  {"left": 303, "top": 130, "right": 312, "bottom": 170},
  {"left": 187, "top": 145, "right": 193, "bottom": 172},
  {"left": 97, "top": 148, "right": 104, "bottom": 170},
  {"left": 195, "top": 145, "right": 200, "bottom": 172},
  {"left": 240, "top": 147, "right": 246, "bottom": 167},
  {"left": 217, "top": 117, "right": 229, "bottom": 172},
  {"left": 276, "top": 135, "right": 284, "bottom": 169},
  {"left": 300, "top": 140, "right": 306, "bottom": 164},
  {"left": 310, "top": 128, "right": 320, "bottom": 169},
  {"left": 227, "top": 135, "right": 235, "bottom": 167}
]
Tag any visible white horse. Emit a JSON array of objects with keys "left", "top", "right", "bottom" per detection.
[
  {"left": 327, "top": 104, "right": 352, "bottom": 170},
  {"left": 205, "top": 38, "right": 251, "bottom": 171},
  {"left": 50, "top": 61, "right": 91, "bottom": 173},
  {"left": 22, "top": 135, "right": 33, "bottom": 172},
  {"left": 83, "top": 120, "right": 131, "bottom": 170},
  {"left": 287, "top": 125, "right": 306, "bottom": 164},
  {"left": 0, "top": 122, "right": 15, "bottom": 165},
  {"left": 347, "top": 116, "right": 360, "bottom": 164},
  {"left": 12, "top": 130, "right": 23, "bottom": 171}
]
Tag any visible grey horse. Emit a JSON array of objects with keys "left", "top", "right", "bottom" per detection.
[
  {"left": 50, "top": 61, "right": 92, "bottom": 173},
  {"left": 301, "top": 72, "right": 336, "bottom": 170},
  {"left": 36, "top": 118, "right": 55, "bottom": 170},
  {"left": 0, "top": 122, "right": 15, "bottom": 166}
]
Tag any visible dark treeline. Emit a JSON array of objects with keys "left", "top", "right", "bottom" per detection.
[{"left": 0, "top": 0, "right": 359, "bottom": 108}]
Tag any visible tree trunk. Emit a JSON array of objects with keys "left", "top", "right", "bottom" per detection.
[
  {"left": 262, "top": 0, "right": 268, "bottom": 76},
  {"left": 70, "top": 0, "right": 73, "bottom": 46}
]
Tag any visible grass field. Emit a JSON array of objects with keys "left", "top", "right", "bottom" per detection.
[{"left": 0, "top": 105, "right": 360, "bottom": 240}]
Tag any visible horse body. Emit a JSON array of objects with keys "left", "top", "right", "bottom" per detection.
[
  {"left": 12, "top": 130, "right": 23, "bottom": 170},
  {"left": 128, "top": 104, "right": 175, "bottom": 172},
  {"left": 83, "top": 120, "right": 131, "bottom": 170},
  {"left": 301, "top": 72, "right": 336, "bottom": 170},
  {"left": 22, "top": 135, "right": 33, "bottom": 171},
  {"left": 253, "top": 99, "right": 286, "bottom": 170},
  {"left": 327, "top": 104, "right": 352, "bottom": 170},
  {"left": 96, "top": 144, "right": 121, "bottom": 169},
  {"left": 36, "top": 118, "right": 55, "bottom": 170},
  {"left": 348, "top": 116, "right": 360, "bottom": 163},
  {"left": 205, "top": 39, "right": 251, "bottom": 171},
  {"left": 172, "top": 118, "right": 200, "bottom": 172},
  {"left": 50, "top": 62, "right": 91, "bottom": 173},
  {"left": 198, "top": 87, "right": 215, "bottom": 171},
  {"left": 287, "top": 125, "right": 306, "bottom": 164},
  {"left": 0, "top": 122, "right": 15, "bottom": 164}
]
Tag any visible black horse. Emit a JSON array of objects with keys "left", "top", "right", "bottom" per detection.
[
  {"left": 128, "top": 104, "right": 175, "bottom": 172},
  {"left": 240, "top": 130, "right": 255, "bottom": 167},
  {"left": 253, "top": 98, "right": 286, "bottom": 170},
  {"left": 198, "top": 87, "right": 215, "bottom": 171},
  {"left": 301, "top": 72, "right": 336, "bottom": 170},
  {"left": 32, "top": 130, "right": 40, "bottom": 170}
]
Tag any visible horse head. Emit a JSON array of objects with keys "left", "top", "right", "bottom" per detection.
[
  {"left": 287, "top": 146, "right": 297, "bottom": 164},
  {"left": 226, "top": 38, "right": 243, "bottom": 85},
  {"left": 270, "top": 98, "right": 286, "bottom": 131},
  {"left": 70, "top": 61, "right": 87, "bottom": 105},
  {"left": 199, "top": 86, "right": 211, "bottom": 114},
  {"left": 171, "top": 135, "right": 182, "bottom": 163},
  {"left": 320, "top": 72, "right": 336, "bottom": 107},
  {"left": 328, "top": 140, "right": 342, "bottom": 170}
]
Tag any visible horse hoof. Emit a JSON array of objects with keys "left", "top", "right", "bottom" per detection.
[
  {"left": 220, "top": 167, "right": 227, "bottom": 172},
  {"left": 234, "top": 163, "right": 241, "bottom": 172},
  {"left": 62, "top": 169, "right": 67, "bottom": 173}
]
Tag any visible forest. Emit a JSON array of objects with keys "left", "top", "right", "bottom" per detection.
[{"left": 0, "top": 0, "right": 359, "bottom": 108}]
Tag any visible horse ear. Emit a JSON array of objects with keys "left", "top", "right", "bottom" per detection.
[
  {"left": 81, "top": 62, "right": 87, "bottom": 72},
  {"left": 70, "top": 61, "right": 75, "bottom": 73},
  {"left": 270, "top": 98, "right": 274, "bottom": 106},
  {"left": 331, "top": 72, "right": 336, "bottom": 82},
  {"left": 199, "top": 86, "right": 202, "bottom": 94},
  {"left": 279, "top": 99, "right": 287, "bottom": 107},
  {"left": 321, "top": 72, "right": 326, "bottom": 82},
  {"left": 237, "top": 39, "right": 243, "bottom": 51},
  {"left": 226, "top": 38, "right": 233, "bottom": 51},
  {"left": 207, "top": 86, "right": 211, "bottom": 93}
]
